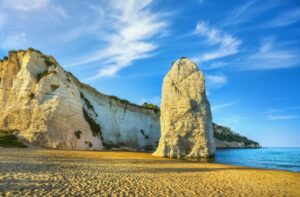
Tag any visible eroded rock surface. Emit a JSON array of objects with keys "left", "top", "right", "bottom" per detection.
[
  {"left": 0, "top": 49, "right": 160, "bottom": 150},
  {"left": 153, "top": 58, "right": 215, "bottom": 158},
  {"left": 0, "top": 49, "right": 103, "bottom": 150}
]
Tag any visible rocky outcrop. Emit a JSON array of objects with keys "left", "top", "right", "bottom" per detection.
[
  {"left": 75, "top": 83, "right": 160, "bottom": 151},
  {"left": 153, "top": 58, "right": 215, "bottom": 158},
  {"left": 0, "top": 49, "right": 159, "bottom": 150},
  {"left": 213, "top": 123, "right": 260, "bottom": 148},
  {"left": 0, "top": 49, "right": 103, "bottom": 150}
]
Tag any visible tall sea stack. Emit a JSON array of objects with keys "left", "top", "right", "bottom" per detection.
[{"left": 153, "top": 57, "right": 215, "bottom": 158}]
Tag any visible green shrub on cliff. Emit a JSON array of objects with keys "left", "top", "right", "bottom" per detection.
[
  {"left": 28, "top": 47, "right": 42, "bottom": 54},
  {"left": 44, "top": 56, "right": 55, "bottom": 67},
  {"left": 141, "top": 102, "right": 160, "bottom": 113},
  {"left": 109, "top": 95, "right": 130, "bottom": 105}
]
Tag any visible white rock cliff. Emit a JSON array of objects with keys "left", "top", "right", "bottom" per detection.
[
  {"left": 153, "top": 58, "right": 216, "bottom": 158},
  {"left": 0, "top": 49, "right": 159, "bottom": 150}
]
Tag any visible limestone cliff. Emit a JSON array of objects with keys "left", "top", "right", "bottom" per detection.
[
  {"left": 0, "top": 49, "right": 103, "bottom": 150},
  {"left": 0, "top": 49, "right": 159, "bottom": 150},
  {"left": 153, "top": 57, "right": 215, "bottom": 158}
]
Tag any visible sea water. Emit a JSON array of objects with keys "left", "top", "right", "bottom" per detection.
[{"left": 214, "top": 147, "right": 300, "bottom": 172}]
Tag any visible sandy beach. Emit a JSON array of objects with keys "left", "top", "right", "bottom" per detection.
[{"left": 0, "top": 148, "right": 299, "bottom": 196}]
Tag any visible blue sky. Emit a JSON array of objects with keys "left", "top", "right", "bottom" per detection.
[{"left": 0, "top": 0, "right": 300, "bottom": 147}]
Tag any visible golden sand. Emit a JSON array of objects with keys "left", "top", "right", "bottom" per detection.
[{"left": 0, "top": 148, "right": 299, "bottom": 196}]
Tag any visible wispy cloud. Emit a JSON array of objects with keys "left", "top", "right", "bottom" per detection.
[
  {"left": 2, "top": 0, "right": 50, "bottom": 11},
  {"left": 220, "top": 0, "right": 256, "bottom": 26},
  {"left": 192, "top": 21, "right": 241, "bottom": 62},
  {"left": 212, "top": 100, "right": 239, "bottom": 112},
  {"left": 59, "top": 22, "right": 101, "bottom": 43},
  {"left": 1, "top": 0, "right": 67, "bottom": 19},
  {"left": 220, "top": 0, "right": 279, "bottom": 27},
  {"left": 203, "top": 61, "right": 228, "bottom": 70},
  {"left": 71, "top": 0, "right": 168, "bottom": 79},
  {"left": 206, "top": 74, "right": 227, "bottom": 88},
  {"left": 268, "top": 115, "right": 299, "bottom": 120},
  {"left": 266, "top": 106, "right": 300, "bottom": 120},
  {"left": 241, "top": 37, "right": 300, "bottom": 70},
  {"left": 263, "top": 8, "right": 300, "bottom": 28},
  {"left": 266, "top": 106, "right": 300, "bottom": 114},
  {"left": 0, "top": 0, "right": 68, "bottom": 49},
  {"left": 0, "top": 33, "right": 27, "bottom": 49}
]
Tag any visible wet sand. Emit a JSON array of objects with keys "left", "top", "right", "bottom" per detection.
[{"left": 0, "top": 148, "right": 299, "bottom": 196}]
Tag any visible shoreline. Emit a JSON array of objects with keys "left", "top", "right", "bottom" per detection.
[
  {"left": 0, "top": 148, "right": 299, "bottom": 196},
  {"left": 1, "top": 147, "right": 299, "bottom": 172}
]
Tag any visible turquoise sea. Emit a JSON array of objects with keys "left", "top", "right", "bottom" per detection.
[{"left": 214, "top": 148, "right": 300, "bottom": 172}]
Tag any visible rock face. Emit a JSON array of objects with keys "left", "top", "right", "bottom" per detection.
[
  {"left": 77, "top": 85, "right": 160, "bottom": 151},
  {"left": 0, "top": 49, "right": 159, "bottom": 150},
  {"left": 0, "top": 49, "right": 103, "bottom": 150},
  {"left": 213, "top": 123, "right": 260, "bottom": 148},
  {"left": 153, "top": 58, "right": 215, "bottom": 158}
]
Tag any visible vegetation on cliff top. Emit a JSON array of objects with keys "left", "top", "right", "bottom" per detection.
[
  {"left": 1, "top": 48, "right": 57, "bottom": 67},
  {"left": 109, "top": 95, "right": 130, "bottom": 105},
  {"left": 0, "top": 130, "right": 28, "bottom": 148},
  {"left": 141, "top": 102, "right": 160, "bottom": 113},
  {"left": 213, "top": 123, "right": 259, "bottom": 146},
  {"left": 109, "top": 95, "right": 160, "bottom": 113}
]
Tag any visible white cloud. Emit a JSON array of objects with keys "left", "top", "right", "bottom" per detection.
[
  {"left": 206, "top": 74, "right": 227, "bottom": 88},
  {"left": 203, "top": 61, "right": 228, "bottom": 70},
  {"left": 59, "top": 22, "right": 100, "bottom": 43},
  {"left": 266, "top": 105, "right": 300, "bottom": 120},
  {"left": 1, "top": 0, "right": 67, "bottom": 19},
  {"left": 220, "top": 0, "right": 279, "bottom": 27},
  {"left": 71, "top": 0, "right": 168, "bottom": 79},
  {"left": 241, "top": 38, "right": 300, "bottom": 70},
  {"left": 2, "top": 0, "right": 50, "bottom": 12},
  {"left": 193, "top": 21, "right": 241, "bottom": 62},
  {"left": 0, "top": 33, "right": 27, "bottom": 49},
  {"left": 268, "top": 115, "right": 299, "bottom": 120},
  {"left": 212, "top": 100, "right": 239, "bottom": 112},
  {"left": 220, "top": 0, "right": 256, "bottom": 26},
  {"left": 266, "top": 106, "right": 300, "bottom": 114},
  {"left": 51, "top": 4, "right": 68, "bottom": 18},
  {"left": 264, "top": 8, "right": 300, "bottom": 28}
]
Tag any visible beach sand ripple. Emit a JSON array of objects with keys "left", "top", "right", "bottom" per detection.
[{"left": 0, "top": 148, "right": 299, "bottom": 196}]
